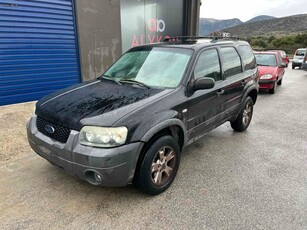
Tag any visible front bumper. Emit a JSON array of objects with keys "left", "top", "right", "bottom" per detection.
[
  {"left": 27, "top": 115, "right": 144, "bottom": 187},
  {"left": 292, "top": 61, "right": 303, "bottom": 67},
  {"left": 258, "top": 80, "right": 275, "bottom": 89}
]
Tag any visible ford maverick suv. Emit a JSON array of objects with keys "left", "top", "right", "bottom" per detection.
[{"left": 27, "top": 37, "right": 259, "bottom": 195}]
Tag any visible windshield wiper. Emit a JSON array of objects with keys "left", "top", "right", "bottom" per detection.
[
  {"left": 100, "top": 74, "right": 121, "bottom": 85},
  {"left": 119, "top": 79, "right": 151, "bottom": 89}
]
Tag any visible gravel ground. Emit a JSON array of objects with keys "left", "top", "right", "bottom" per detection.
[{"left": 0, "top": 102, "right": 35, "bottom": 162}]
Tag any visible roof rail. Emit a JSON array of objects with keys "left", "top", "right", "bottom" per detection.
[{"left": 163, "top": 36, "right": 241, "bottom": 42}]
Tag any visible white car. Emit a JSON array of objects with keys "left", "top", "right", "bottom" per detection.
[{"left": 292, "top": 48, "right": 306, "bottom": 69}]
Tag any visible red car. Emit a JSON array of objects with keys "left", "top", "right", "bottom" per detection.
[
  {"left": 254, "top": 51, "right": 286, "bottom": 94},
  {"left": 267, "top": 50, "right": 290, "bottom": 67}
]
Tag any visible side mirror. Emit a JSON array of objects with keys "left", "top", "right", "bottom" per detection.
[
  {"left": 193, "top": 77, "right": 215, "bottom": 91},
  {"left": 280, "top": 63, "right": 287, "bottom": 68}
]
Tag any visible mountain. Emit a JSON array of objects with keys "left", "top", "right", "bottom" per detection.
[
  {"left": 199, "top": 15, "right": 277, "bottom": 36},
  {"left": 199, "top": 18, "right": 242, "bottom": 36},
  {"left": 245, "top": 15, "right": 276, "bottom": 24},
  {"left": 225, "top": 14, "right": 307, "bottom": 37}
]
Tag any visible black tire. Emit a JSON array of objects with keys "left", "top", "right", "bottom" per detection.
[
  {"left": 231, "top": 97, "right": 254, "bottom": 132},
  {"left": 292, "top": 65, "right": 295, "bottom": 69},
  {"left": 269, "top": 81, "right": 277, "bottom": 94},
  {"left": 277, "top": 78, "right": 282, "bottom": 85},
  {"left": 133, "top": 135, "right": 181, "bottom": 195}
]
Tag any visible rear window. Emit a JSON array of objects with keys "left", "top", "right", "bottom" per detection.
[
  {"left": 220, "top": 47, "right": 242, "bottom": 78},
  {"left": 280, "top": 51, "right": 287, "bottom": 57}
]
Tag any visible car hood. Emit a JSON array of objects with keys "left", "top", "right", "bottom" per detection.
[
  {"left": 35, "top": 79, "right": 163, "bottom": 130},
  {"left": 257, "top": 66, "right": 278, "bottom": 76}
]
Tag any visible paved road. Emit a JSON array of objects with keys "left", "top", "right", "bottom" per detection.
[{"left": 1, "top": 65, "right": 307, "bottom": 230}]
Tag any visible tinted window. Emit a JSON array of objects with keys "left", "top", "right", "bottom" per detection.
[
  {"left": 220, "top": 47, "right": 242, "bottom": 78},
  {"left": 238, "top": 45, "right": 257, "bottom": 70},
  {"left": 194, "top": 49, "right": 222, "bottom": 81}
]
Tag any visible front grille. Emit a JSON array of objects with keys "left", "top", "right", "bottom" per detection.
[{"left": 36, "top": 116, "right": 71, "bottom": 143}]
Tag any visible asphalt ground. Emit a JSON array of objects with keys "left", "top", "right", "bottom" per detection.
[{"left": 0, "top": 65, "right": 307, "bottom": 230}]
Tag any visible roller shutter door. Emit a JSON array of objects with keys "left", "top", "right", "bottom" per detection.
[{"left": 0, "top": 0, "right": 81, "bottom": 106}]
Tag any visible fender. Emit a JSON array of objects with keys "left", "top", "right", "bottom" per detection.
[
  {"left": 241, "top": 84, "right": 258, "bottom": 104},
  {"left": 140, "top": 118, "right": 187, "bottom": 144},
  {"left": 228, "top": 84, "right": 258, "bottom": 123}
]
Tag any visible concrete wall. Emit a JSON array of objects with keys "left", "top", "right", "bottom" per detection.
[{"left": 75, "top": 0, "right": 122, "bottom": 82}]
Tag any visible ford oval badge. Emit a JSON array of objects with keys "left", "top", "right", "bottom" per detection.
[{"left": 45, "top": 125, "right": 55, "bottom": 134}]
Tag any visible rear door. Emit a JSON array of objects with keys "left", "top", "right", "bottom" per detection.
[
  {"left": 187, "top": 48, "right": 226, "bottom": 142},
  {"left": 220, "top": 46, "right": 252, "bottom": 118}
]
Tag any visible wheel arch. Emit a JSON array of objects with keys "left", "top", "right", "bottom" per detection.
[
  {"left": 141, "top": 119, "right": 186, "bottom": 151},
  {"left": 243, "top": 86, "right": 258, "bottom": 104},
  {"left": 133, "top": 119, "right": 186, "bottom": 182}
]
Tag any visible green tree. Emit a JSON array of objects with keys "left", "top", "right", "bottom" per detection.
[{"left": 251, "top": 38, "right": 267, "bottom": 48}]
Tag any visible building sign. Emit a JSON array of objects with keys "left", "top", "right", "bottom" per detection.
[{"left": 120, "top": 0, "right": 184, "bottom": 52}]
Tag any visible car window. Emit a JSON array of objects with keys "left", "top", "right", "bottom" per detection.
[
  {"left": 194, "top": 49, "right": 222, "bottom": 81},
  {"left": 220, "top": 47, "right": 242, "bottom": 78},
  {"left": 254, "top": 54, "right": 277, "bottom": 67},
  {"left": 277, "top": 53, "right": 283, "bottom": 65},
  {"left": 237, "top": 45, "right": 257, "bottom": 71},
  {"left": 281, "top": 51, "right": 286, "bottom": 57}
]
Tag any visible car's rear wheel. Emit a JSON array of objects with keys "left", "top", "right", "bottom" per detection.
[
  {"left": 231, "top": 97, "right": 254, "bottom": 132},
  {"left": 292, "top": 65, "right": 295, "bottom": 69},
  {"left": 134, "top": 135, "right": 180, "bottom": 195}
]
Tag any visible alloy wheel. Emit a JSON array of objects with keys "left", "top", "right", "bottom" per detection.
[
  {"left": 151, "top": 146, "right": 176, "bottom": 186},
  {"left": 242, "top": 102, "right": 253, "bottom": 126}
]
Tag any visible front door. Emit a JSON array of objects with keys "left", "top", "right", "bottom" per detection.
[{"left": 187, "top": 48, "right": 225, "bottom": 143}]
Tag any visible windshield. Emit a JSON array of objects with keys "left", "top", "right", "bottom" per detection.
[
  {"left": 255, "top": 54, "right": 277, "bottom": 67},
  {"left": 103, "top": 47, "right": 193, "bottom": 88},
  {"left": 296, "top": 49, "right": 306, "bottom": 56}
]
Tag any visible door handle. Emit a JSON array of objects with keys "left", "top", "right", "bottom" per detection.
[{"left": 216, "top": 89, "right": 224, "bottom": 96}]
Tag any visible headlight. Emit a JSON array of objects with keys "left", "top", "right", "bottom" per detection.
[
  {"left": 79, "top": 126, "right": 128, "bottom": 148},
  {"left": 260, "top": 74, "right": 273, "bottom": 79}
]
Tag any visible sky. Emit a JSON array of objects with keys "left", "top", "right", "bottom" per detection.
[{"left": 200, "top": 0, "right": 307, "bottom": 22}]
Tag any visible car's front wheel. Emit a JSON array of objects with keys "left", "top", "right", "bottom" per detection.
[
  {"left": 269, "top": 81, "right": 277, "bottom": 94},
  {"left": 134, "top": 135, "right": 181, "bottom": 195},
  {"left": 231, "top": 97, "right": 254, "bottom": 132}
]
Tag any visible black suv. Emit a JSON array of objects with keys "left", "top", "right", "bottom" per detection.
[{"left": 27, "top": 37, "right": 259, "bottom": 195}]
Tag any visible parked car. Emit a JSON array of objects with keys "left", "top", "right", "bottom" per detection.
[
  {"left": 301, "top": 50, "right": 307, "bottom": 70},
  {"left": 292, "top": 48, "right": 306, "bottom": 69},
  {"left": 267, "top": 50, "right": 290, "bottom": 67},
  {"left": 27, "top": 37, "right": 259, "bottom": 195},
  {"left": 254, "top": 51, "right": 286, "bottom": 94}
]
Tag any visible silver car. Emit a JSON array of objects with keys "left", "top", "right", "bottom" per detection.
[{"left": 292, "top": 48, "right": 306, "bottom": 69}]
